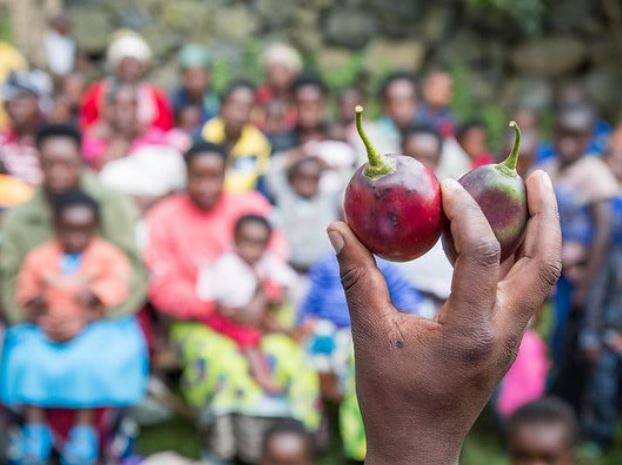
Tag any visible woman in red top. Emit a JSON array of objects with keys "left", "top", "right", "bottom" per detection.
[
  {"left": 254, "top": 42, "right": 302, "bottom": 131},
  {"left": 79, "top": 30, "right": 173, "bottom": 132}
]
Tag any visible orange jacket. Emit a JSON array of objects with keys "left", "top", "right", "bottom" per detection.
[{"left": 16, "top": 238, "right": 131, "bottom": 320}]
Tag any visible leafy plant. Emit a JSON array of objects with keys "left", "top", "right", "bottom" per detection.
[{"left": 211, "top": 59, "right": 232, "bottom": 95}]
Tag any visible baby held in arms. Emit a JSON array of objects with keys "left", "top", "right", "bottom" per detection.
[{"left": 197, "top": 214, "right": 297, "bottom": 393}]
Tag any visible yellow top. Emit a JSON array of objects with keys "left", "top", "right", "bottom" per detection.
[
  {"left": 0, "top": 174, "right": 34, "bottom": 209},
  {"left": 201, "top": 117, "right": 271, "bottom": 192}
]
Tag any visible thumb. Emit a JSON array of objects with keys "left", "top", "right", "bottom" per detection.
[{"left": 327, "top": 222, "right": 394, "bottom": 334}]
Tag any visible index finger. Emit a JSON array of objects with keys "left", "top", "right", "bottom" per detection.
[
  {"left": 438, "top": 178, "right": 500, "bottom": 328},
  {"left": 496, "top": 170, "right": 561, "bottom": 334}
]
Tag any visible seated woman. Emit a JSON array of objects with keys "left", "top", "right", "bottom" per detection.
[
  {"left": 84, "top": 83, "right": 185, "bottom": 211},
  {"left": 82, "top": 83, "right": 170, "bottom": 170},
  {"left": 79, "top": 30, "right": 173, "bottom": 132},
  {"left": 0, "top": 189, "right": 148, "bottom": 465},
  {"left": 0, "top": 123, "right": 147, "bottom": 465},
  {"left": 144, "top": 141, "right": 319, "bottom": 464}
]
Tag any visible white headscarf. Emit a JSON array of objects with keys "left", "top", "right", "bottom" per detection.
[
  {"left": 106, "top": 30, "right": 152, "bottom": 71},
  {"left": 261, "top": 42, "right": 303, "bottom": 73}
]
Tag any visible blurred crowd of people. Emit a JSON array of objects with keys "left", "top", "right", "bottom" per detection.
[{"left": 0, "top": 13, "right": 622, "bottom": 465}]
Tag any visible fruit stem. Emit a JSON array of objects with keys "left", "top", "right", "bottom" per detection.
[
  {"left": 500, "top": 121, "right": 521, "bottom": 172},
  {"left": 355, "top": 105, "right": 395, "bottom": 178}
]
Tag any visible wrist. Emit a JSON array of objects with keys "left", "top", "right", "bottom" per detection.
[
  {"left": 363, "top": 428, "right": 463, "bottom": 465},
  {"left": 365, "top": 448, "right": 460, "bottom": 465}
]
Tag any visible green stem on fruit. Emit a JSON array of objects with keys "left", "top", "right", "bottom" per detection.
[
  {"left": 499, "top": 121, "right": 521, "bottom": 174},
  {"left": 355, "top": 105, "right": 395, "bottom": 179}
]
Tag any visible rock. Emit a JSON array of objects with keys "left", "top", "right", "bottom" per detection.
[
  {"left": 256, "top": 0, "right": 297, "bottom": 28},
  {"left": 421, "top": 5, "right": 452, "bottom": 43},
  {"left": 549, "top": 0, "right": 599, "bottom": 35},
  {"left": 161, "top": 1, "right": 213, "bottom": 36},
  {"left": 324, "top": 7, "right": 378, "bottom": 49},
  {"left": 212, "top": 6, "right": 259, "bottom": 42},
  {"left": 511, "top": 36, "right": 587, "bottom": 77},
  {"left": 363, "top": 39, "right": 426, "bottom": 74},
  {"left": 589, "top": 39, "right": 619, "bottom": 66},
  {"left": 500, "top": 77, "right": 554, "bottom": 112},
  {"left": 70, "top": 6, "right": 115, "bottom": 54},
  {"left": 583, "top": 66, "right": 622, "bottom": 120},
  {"left": 435, "top": 30, "right": 488, "bottom": 67},
  {"left": 367, "top": 0, "right": 426, "bottom": 37},
  {"left": 316, "top": 47, "right": 354, "bottom": 73}
]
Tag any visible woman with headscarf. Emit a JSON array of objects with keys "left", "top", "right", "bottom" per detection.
[
  {"left": 79, "top": 30, "right": 173, "bottom": 131},
  {"left": 254, "top": 42, "right": 302, "bottom": 132}
]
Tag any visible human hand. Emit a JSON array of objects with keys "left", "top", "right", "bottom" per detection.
[
  {"left": 40, "top": 314, "right": 86, "bottom": 342},
  {"left": 326, "top": 170, "right": 561, "bottom": 465},
  {"left": 24, "top": 294, "right": 48, "bottom": 322},
  {"left": 75, "top": 288, "right": 103, "bottom": 319}
]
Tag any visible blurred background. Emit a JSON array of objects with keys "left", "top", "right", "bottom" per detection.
[{"left": 1, "top": 1, "right": 622, "bottom": 465}]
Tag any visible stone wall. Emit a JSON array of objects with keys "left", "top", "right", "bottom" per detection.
[{"left": 15, "top": 0, "right": 622, "bottom": 122}]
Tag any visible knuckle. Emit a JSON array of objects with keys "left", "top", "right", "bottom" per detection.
[
  {"left": 538, "top": 257, "right": 562, "bottom": 289},
  {"left": 449, "top": 325, "right": 497, "bottom": 366},
  {"left": 340, "top": 265, "right": 365, "bottom": 293},
  {"left": 468, "top": 238, "right": 501, "bottom": 267}
]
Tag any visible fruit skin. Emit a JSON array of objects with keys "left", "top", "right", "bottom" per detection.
[
  {"left": 443, "top": 122, "right": 528, "bottom": 263},
  {"left": 344, "top": 154, "right": 444, "bottom": 262},
  {"left": 343, "top": 105, "right": 444, "bottom": 262}
]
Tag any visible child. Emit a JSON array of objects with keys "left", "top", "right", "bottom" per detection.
[
  {"left": 197, "top": 214, "right": 297, "bottom": 393},
  {"left": 17, "top": 190, "right": 131, "bottom": 331},
  {"left": 507, "top": 397, "right": 578, "bottom": 465},
  {"left": 456, "top": 120, "right": 494, "bottom": 168},
  {"left": 401, "top": 123, "right": 444, "bottom": 173},
  {"left": 419, "top": 70, "right": 455, "bottom": 137},
  {"left": 265, "top": 154, "right": 341, "bottom": 273},
  {"left": 9, "top": 189, "right": 133, "bottom": 465},
  {"left": 260, "top": 419, "right": 313, "bottom": 465}
]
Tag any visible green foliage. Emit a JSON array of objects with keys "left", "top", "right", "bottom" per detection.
[
  {"left": 319, "top": 53, "right": 365, "bottom": 93},
  {"left": 0, "top": 6, "right": 12, "bottom": 42},
  {"left": 468, "top": 0, "right": 546, "bottom": 35},
  {"left": 242, "top": 38, "right": 264, "bottom": 85},
  {"left": 211, "top": 59, "right": 232, "bottom": 95},
  {"left": 450, "top": 62, "right": 507, "bottom": 154}
]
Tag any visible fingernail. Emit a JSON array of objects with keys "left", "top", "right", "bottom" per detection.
[
  {"left": 540, "top": 171, "right": 553, "bottom": 190},
  {"left": 328, "top": 230, "right": 344, "bottom": 254}
]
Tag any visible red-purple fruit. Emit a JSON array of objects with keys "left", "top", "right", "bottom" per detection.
[
  {"left": 443, "top": 121, "right": 528, "bottom": 263},
  {"left": 343, "top": 106, "right": 444, "bottom": 262}
]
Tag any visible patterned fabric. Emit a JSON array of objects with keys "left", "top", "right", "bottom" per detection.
[
  {"left": 207, "top": 414, "right": 284, "bottom": 463},
  {"left": 0, "top": 130, "right": 41, "bottom": 186},
  {"left": 171, "top": 323, "right": 320, "bottom": 432},
  {"left": 340, "top": 351, "right": 366, "bottom": 461}
]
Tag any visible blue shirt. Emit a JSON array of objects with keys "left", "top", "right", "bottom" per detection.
[
  {"left": 298, "top": 253, "right": 425, "bottom": 328},
  {"left": 610, "top": 195, "right": 622, "bottom": 247}
]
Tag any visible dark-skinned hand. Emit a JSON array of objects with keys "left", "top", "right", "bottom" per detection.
[{"left": 326, "top": 170, "right": 561, "bottom": 465}]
